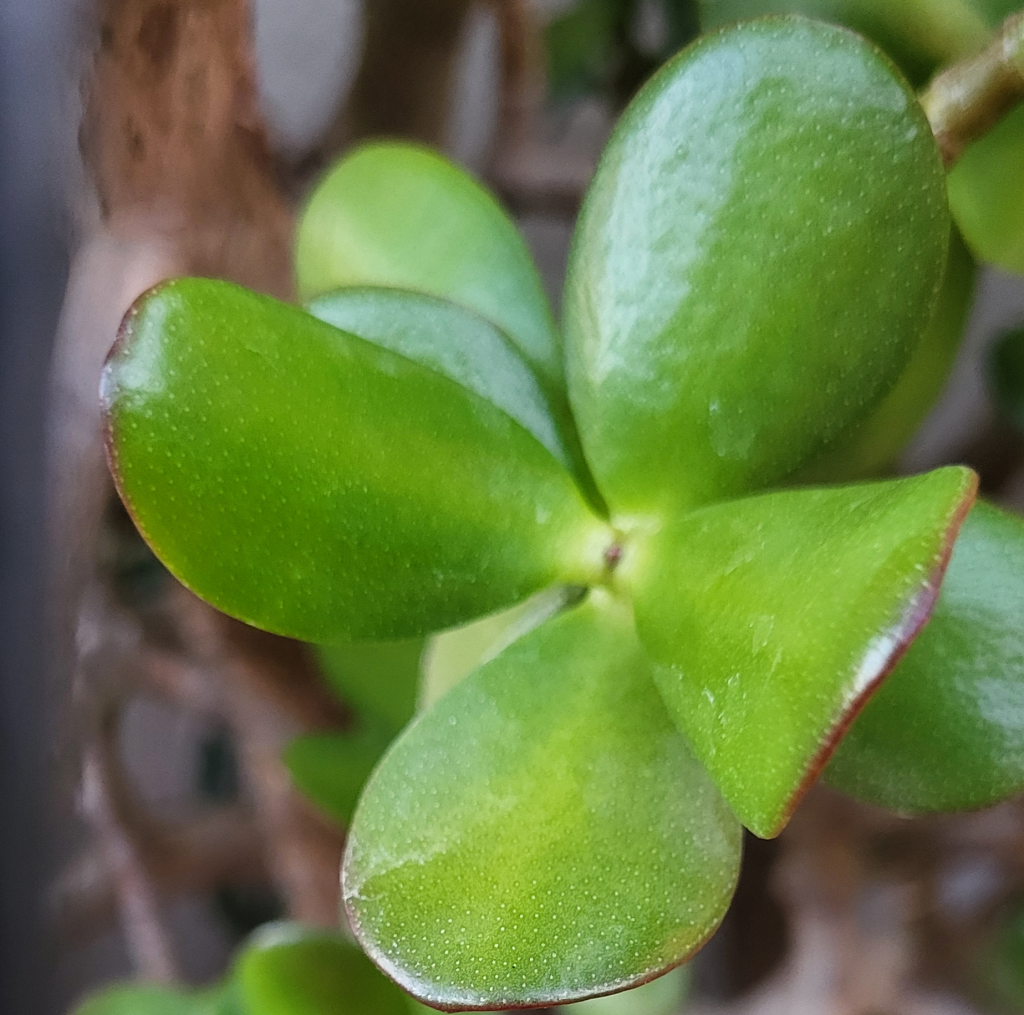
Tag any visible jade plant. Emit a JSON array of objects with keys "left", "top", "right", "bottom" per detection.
[{"left": 96, "top": 13, "right": 1024, "bottom": 1012}]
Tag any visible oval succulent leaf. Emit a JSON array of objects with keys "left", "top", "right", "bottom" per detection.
[
  {"left": 307, "top": 287, "right": 573, "bottom": 470},
  {"left": 826, "top": 501, "right": 1024, "bottom": 812},
  {"left": 800, "top": 227, "right": 977, "bottom": 482},
  {"left": 73, "top": 984, "right": 235, "bottom": 1015},
  {"left": 102, "top": 278, "right": 608, "bottom": 642},
  {"left": 238, "top": 923, "right": 411, "bottom": 1015},
  {"left": 629, "top": 466, "right": 977, "bottom": 837},
  {"left": 564, "top": 16, "right": 949, "bottom": 515},
  {"left": 343, "top": 592, "right": 742, "bottom": 1010},
  {"left": 294, "top": 142, "right": 562, "bottom": 391}
]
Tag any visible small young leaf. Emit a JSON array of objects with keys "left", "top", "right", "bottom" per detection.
[
  {"left": 74, "top": 983, "right": 235, "bottom": 1015},
  {"left": 826, "top": 501, "right": 1024, "bottom": 812},
  {"left": 307, "top": 287, "right": 573, "bottom": 469},
  {"left": 285, "top": 722, "right": 395, "bottom": 827},
  {"left": 102, "top": 279, "right": 609, "bottom": 642},
  {"left": 564, "top": 17, "right": 949, "bottom": 514},
  {"left": 630, "top": 467, "right": 977, "bottom": 837},
  {"left": 343, "top": 592, "right": 741, "bottom": 1009},
  {"left": 989, "top": 325, "right": 1024, "bottom": 434},
  {"left": 316, "top": 640, "right": 423, "bottom": 733},
  {"left": 294, "top": 142, "right": 562, "bottom": 391},
  {"left": 799, "top": 227, "right": 976, "bottom": 481},
  {"left": 238, "top": 923, "right": 410, "bottom": 1015}
]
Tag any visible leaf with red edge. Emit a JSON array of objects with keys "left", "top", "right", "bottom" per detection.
[
  {"left": 827, "top": 501, "right": 1024, "bottom": 812},
  {"left": 629, "top": 467, "right": 977, "bottom": 837},
  {"left": 343, "top": 591, "right": 741, "bottom": 1010}
]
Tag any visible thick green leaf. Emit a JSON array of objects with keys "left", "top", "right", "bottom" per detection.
[
  {"left": 344, "top": 592, "right": 742, "bottom": 1009},
  {"left": 949, "top": 105, "right": 1024, "bottom": 276},
  {"left": 826, "top": 501, "right": 1024, "bottom": 812},
  {"left": 629, "top": 467, "right": 977, "bottom": 837},
  {"left": 699, "top": 0, "right": 989, "bottom": 85},
  {"left": 564, "top": 17, "right": 949, "bottom": 515},
  {"left": 294, "top": 142, "right": 562, "bottom": 391},
  {"left": 420, "top": 586, "right": 579, "bottom": 709},
  {"left": 74, "top": 983, "right": 235, "bottom": 1015},
  {"left": 102, "top": 279, "right": 609, "bottom": 642},
  {"left": 306, "top": 287, "right": 573, "bottom": 470},
  {"left": 563, "top": 967, "right": 690, "bottom": 1015},
  {"left": 800, "top": 227, "right": 977, "bottom": 481},
  {"left": 316, "top": 640, "right": 423, "bottom": 732},
  {"left": 285, "top": 721, "right": 395, "bottom": 827},
  {"left": 238, "top": 923, "right": 410, "bottom": 1015},
  {"left": 990, "top": 325, "right": 1024, "bottom": 434}
]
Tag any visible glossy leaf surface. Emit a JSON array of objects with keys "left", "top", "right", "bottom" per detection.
[
  {"left": 991, "top": 325, "right": 1024, "bottom": 433},
  {"left": 344, "top": 592, "right": 742, "bottom": 1009},
  {"left": 316, "top": 640, "right": 423, "bottom": 732},
  {"left": 307, "top": 287, "right": 572, "bottom": 468},
  {"left": 631, "top": 467, "right": 977, "bottom": 837},
  {"left": 827, "top": 501, "right": 1024, "bottom": 812},
  {"left": 239, "top": 923, "right": 411, "bottom": 1015},
  {"left": 294, "top": 142, "right": 562, "bottom": 389},
  {"left": 801, "top": 227, "right": 976, "bottom": 481},
  {"left": 564, "top": 17, "right": 949, "bottom": 514},
  {"left": 103, "top": 279, "right": 607, "bottom": 642},
  {"left": 285, "top": 721, "right": 395, "bottom": 827}
]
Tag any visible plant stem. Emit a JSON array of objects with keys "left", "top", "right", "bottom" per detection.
[{"left": 922, "top": 11, "right": 1024, "bottom": 166}]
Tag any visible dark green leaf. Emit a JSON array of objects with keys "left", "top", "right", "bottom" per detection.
[
  {"left": 629, "top": 467, "right": 977, "bottom": 837},
  {"left": 800, "top": 227, "right": 977, "bottom": 481},
  {"left": 306, "top": 287, "right": 574, "bottom": 470},
  {"left": 102, "top": 279, "right": 609, "bottom": 642},
  {"left": 316, "top": 640, "right": 423, "bottom": 732},
  {"left": 990, "top": 325, "right": 1024, "bottom": 434},
  {"left": 344, "top": 592, "right": 741, "bottom": 1009},
  {"left": 294, "top": 142, "right": 562, "bottom": 391},
  {"left": 827, "top": 501, "right": 1024, "bottom": 812},
  {"left": 238, "top": 923, "right": 410, "bottom": 1015},
  {"left": 564, "top": 17, "right": 949, "bottom": 514},
  {"left": 285, "top": 722, "right": 395, "bottom": 827}
]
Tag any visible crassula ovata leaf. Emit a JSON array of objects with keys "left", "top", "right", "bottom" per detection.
[
  {"left": 306, "top": 287, "right": 574, "bottom": 471},
  {"left": 102, "top": 279, "right": 608, "bottom": 642},
  {"left": 343, "top": 591, "right": 741, "bottom": 1010},
  {"left": 564, "top": 16, "right": 949, "bottom": 514},
  {"left": 294, "top": 142, "right": 562, "bottom": 392},
  {"left": 827, "top": 501, "right": 1024, "bottom": 812},
  {"left": 990, "top": 325, "right": 1024, "bottom": 434},
  {"left": 74, "top": 985, "right": 236, "bottom": 1015},
  {"left": 238, "top": 923, "right": 410, "bottom": 1015},
  {"left": 800, "top": 227, "right": 976, "bottom": 481},
  {"left": 629, "top": 466, "right": 977, "bottom": 837}
]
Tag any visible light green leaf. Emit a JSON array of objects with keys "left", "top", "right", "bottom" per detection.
[
  {"left": 827, "top": 501, "right": 1024, "bottom": 812},
  {"left": 285, "top": 722, "right": 395, "bottom": 828},
  {"left": 564, "top": 17, "right": 949, "bottom": 515},
  {"left": 344, "top": 592, "right": 741, "bottom": 1009},
  {"left": 420, "top": 585, "right": 580, "bottom": 710},
  {"left": 316, "top": 640, "right": 423, "bottom": 732},
  {"left": 294, "top": 142, "right": 562, "bottom": 391},
  {"left": 629, "top": 467, "right": 977, "bottom": 837},
  {"left": 74, "top": 983, "right": 235, "bottom": 1015},
  {"left": 238, "top": 923, "right": 410, "bottom": 1015},
  {"left": 102, "top": 279, "right": 609, "bottom": 642},
  {"left": 306, "top": 287, "right": 573, "bottom": 470}
]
